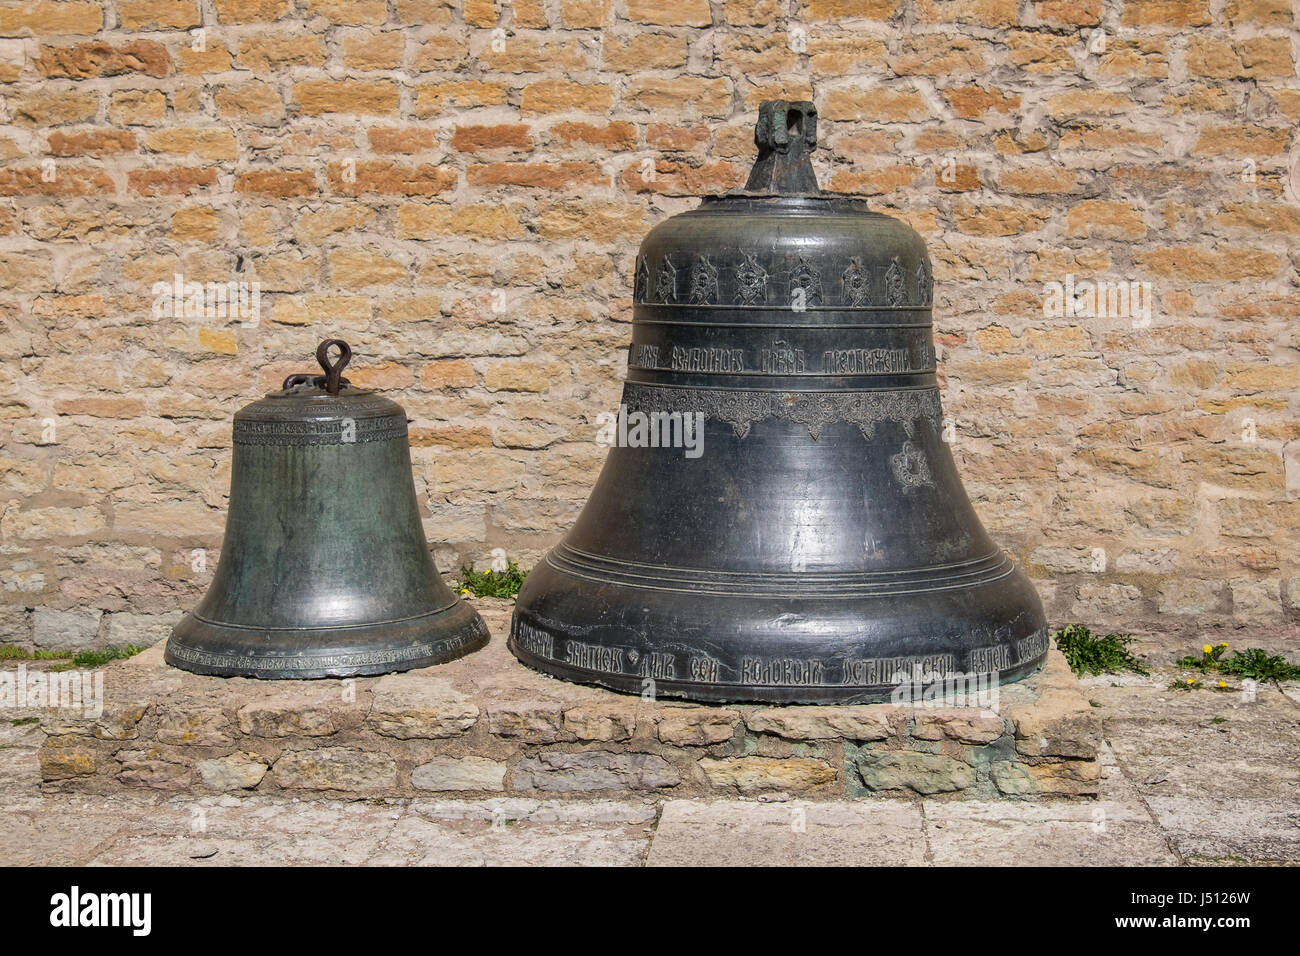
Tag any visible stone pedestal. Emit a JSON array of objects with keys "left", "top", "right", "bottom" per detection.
[{"left": 38, "top": 600, "right": 1100, "bottom": 800}]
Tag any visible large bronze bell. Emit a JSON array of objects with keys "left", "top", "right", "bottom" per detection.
[
  {"left": 510, "top": 101, "right": 1048, "bottom": 704},
  {"left": 166, "top": 339, "right": 488, "bottom": 679}
]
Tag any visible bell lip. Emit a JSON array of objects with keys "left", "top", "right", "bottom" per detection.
[
  {"left": 164, "top": 601, "right": 489, "bottom": 679},
  {"left": 509, "top": 638, "right": 1048, "bottom": 706},
  {"left": 509, "top": 549, "right": 1050, "bottom": 704}
]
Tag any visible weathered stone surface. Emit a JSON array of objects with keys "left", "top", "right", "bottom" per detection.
[
  {"left": 272, "top": 748, "right": 399, "bottom": 792},
  {"left": 31, "top": 608, "right": 101, "bottom": 650},
  {"left": 747, "top": 706, "right": 893, "bottom": 741},
  {"left": 411, "top": 756, "right": 508, "bottom": 792},
  {"left": 698, "top": 756, "right": 838, "bottom": 794},
  {"left": 197, "top": 751, "right": 268, "bottom": 790},
  {"left": 911, "top": 711, "right": 1007, "bottom": 744},
  {"left": 367, "top": 675, "right": 478, "bottom": 739},
  {"left": 648, "top": 799, "right": 927, "bottom": 867},
  {"left": 1027, "top": 759, "right": 1103, "bottom": 796},
  {"left": 924, "top": 801, "right": 1178, "bottom": 865},
  {"left": 1008, "top": 690, "right": 1102, "bottom": 759},
  {"left": 512, "top": 751, "right": 680, "bottom": 792},
  {"left": 33, "top": 610, "right": 1099, "bottom": 803},
  {"left": 156, "top": 708, "right": 233, "bottom": 746},
  {"left": 116, "top": 748, "right": 192, "bottom": 790},
  {"left": 563, "top": 704, "right": 635, "bottom": 742},
  {"left": 1147, "top": 797, "right": 1300, "bottom": 862},
  {"left": 103, "top": 611, "right": 183, "bottom": 648},
  {"left": 39, "top": 741, "right": 97, "bottom": 779},
  {"left": 657, "top": 707, "right": 739, "bottom": 745},
  {"left": 94, "top": 706, "right": 148, "bottom": 740},
  {"left": 42, "top": 704, "right": 148, "bottom": 741},
  {"left": 990, "top": 759, "right": 1036, "bottom": 796},
  {"left": 487, "top": 700, "right": 569, "bottom": 742},
  {"left": 237, "top": 698, "right": 339, "bottom": 738},
  {"left": 855, "top": 751, "right": 976, "bottom": 794}
]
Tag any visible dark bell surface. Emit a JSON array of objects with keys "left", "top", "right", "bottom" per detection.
[
  {"left": 510, "top": 102, "right": 1047, "bottom": 704},
  {"left": 165, "top": 340, "right": 488, "bottom": 679}
]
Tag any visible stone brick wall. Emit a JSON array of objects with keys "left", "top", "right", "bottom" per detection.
[{"left": 1, "top": 0, "right": 1297, "bottom": 650}]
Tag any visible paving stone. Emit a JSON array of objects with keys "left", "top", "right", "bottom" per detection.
[
  {"left": 922, "top": 799, "right": 1178, "bottom": 866},
  {"left": 0, "top": 808, "right": 132, "bottom": 866},
  {"left": 409, "top": 798, "right": 659, "bottom": 825},
  {"left": 1146, "top": 798, "right": 1300, "bottom": 863},
  {"left": 648, "top": 800, "right": 926, "bottom": 866},
  {"left": 366, "top": 815, "right": 650, "bottom": 866}
]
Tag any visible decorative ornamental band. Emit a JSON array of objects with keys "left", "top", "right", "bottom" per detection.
[
  {"left": 635, "top": 251, "right": 933, "bottom": 310},
  {"left": 620, "top": 382, "right": 943, "bottom": 439},
  {"left": 233, "top": 414, "right": 409, "bottom": 446}
]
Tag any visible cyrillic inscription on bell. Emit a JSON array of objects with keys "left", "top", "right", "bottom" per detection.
[
  {"left": 166, "top": 339, "right": 489, "bottom": 679},
  {"left": 510, "top": 101, "right": 1048, "bottom": 704}
]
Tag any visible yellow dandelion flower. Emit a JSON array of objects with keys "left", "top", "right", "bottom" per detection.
[
  {"left": 1186, "top": 678, "right": 1195, "bottom": 684},
  {"left": 1217, "top": 681, "right": 1227, "bottom": 688},
  {"left": 484, "top": 569, "right": 492, "bottom": 575},
  {"left": 460, "top": 588, "right": 470, "bottom": 595},
  {"left": 1203, "top": 644, "right": 1213, "bottom": 655},
  {"left": 1219, "top": 642, "right": 1228, "bottom": 647}
]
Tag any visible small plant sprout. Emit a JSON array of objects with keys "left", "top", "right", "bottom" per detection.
[
  {"left": 456, "top": 559, "right": 527, "bottom": 598},
  {"left": 1053, "top": 624, "right": 1148, "bottom": 677},
  {"left": 1176, "top": 642, "right": 1300, "bottom": 683}
]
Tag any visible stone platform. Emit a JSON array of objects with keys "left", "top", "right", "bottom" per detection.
[{"left": 38, "top": 600, "right": 1100, "bottom": 800}]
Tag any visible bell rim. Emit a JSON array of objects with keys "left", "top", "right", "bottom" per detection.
[
  {"left": 165, "top": 601, "right": 489, "bottom": 679},
  {"left": 508, "top": 637, "right": 1049, "bottom": 706}
]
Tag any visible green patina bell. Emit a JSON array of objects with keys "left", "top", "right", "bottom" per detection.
[{"left": 165, "top": 338, "right": 488, "bottom": 679}]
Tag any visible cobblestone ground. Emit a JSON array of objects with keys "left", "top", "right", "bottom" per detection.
[{"left": 3, "top": 673, "right": 1298, "bottom": 866}]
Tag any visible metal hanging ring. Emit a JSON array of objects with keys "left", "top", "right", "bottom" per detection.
[{"left": 316, "top": 339, "right": 352, "bottom": 395}]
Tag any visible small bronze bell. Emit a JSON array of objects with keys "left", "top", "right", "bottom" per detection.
[
  {"left": 510, "top": 101, "right": 1047, "bottom": 704},
  {"left": 166, "top": 339, "right": 488, "bottom": 678}
]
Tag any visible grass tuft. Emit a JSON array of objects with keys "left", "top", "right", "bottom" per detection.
[
  {"left": 1053, "top": 623, "right": 1149, "bottom": 677},
  {"left": 48, "top": 645, "right": 145, "bottom": 672},
  {"left": 455, "top": 560, "right": 527, "bottom": 599},
  {"left": 1178, "top": 642, "right": 1300, "bottom": 683},
  {"left": 0, "top": 644, "right": 73, "bottom": 661}
]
